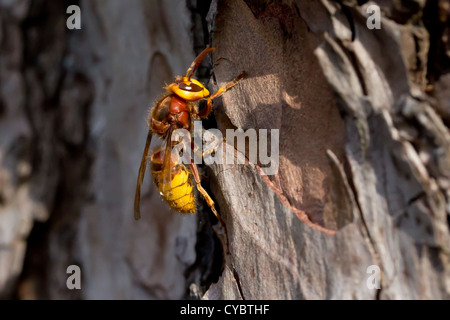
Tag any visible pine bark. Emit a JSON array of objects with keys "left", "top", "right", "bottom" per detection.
[{"left": 0, "top": 0, "right": 449, "bottom": 299}]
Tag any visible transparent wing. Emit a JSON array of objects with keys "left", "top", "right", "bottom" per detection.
[
  {"left": 161, "top": 126, "right": 175, "bottom": 194},
  {"left": 134, "top": 130, "right": 153, "bottom": 220}
]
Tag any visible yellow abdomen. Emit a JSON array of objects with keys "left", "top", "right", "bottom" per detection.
[{"left": 153, "top": 166, "right": 196, "bottom": 213}]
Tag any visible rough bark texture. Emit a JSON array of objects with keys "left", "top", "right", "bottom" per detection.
[
  {"left": 0, "top": 0, "right": 449, "bottom": 300},
  {"left": 204, "top": 0, "right": 450, "bottom": 299}
]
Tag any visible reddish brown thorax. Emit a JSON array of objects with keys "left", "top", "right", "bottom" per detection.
[
  {"left": 150, "top": 95, "right": 191, "bottom": 135},
  {"left": 168, "top": 95, "right": 191, "bottom": 130},
  {"left": 169, "top": 95, "right": 188, "bottom": 113}
]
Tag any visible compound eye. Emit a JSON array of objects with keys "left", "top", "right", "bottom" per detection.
[{"left": 178, "top": 82, "right": 203, "bottom": 92}]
